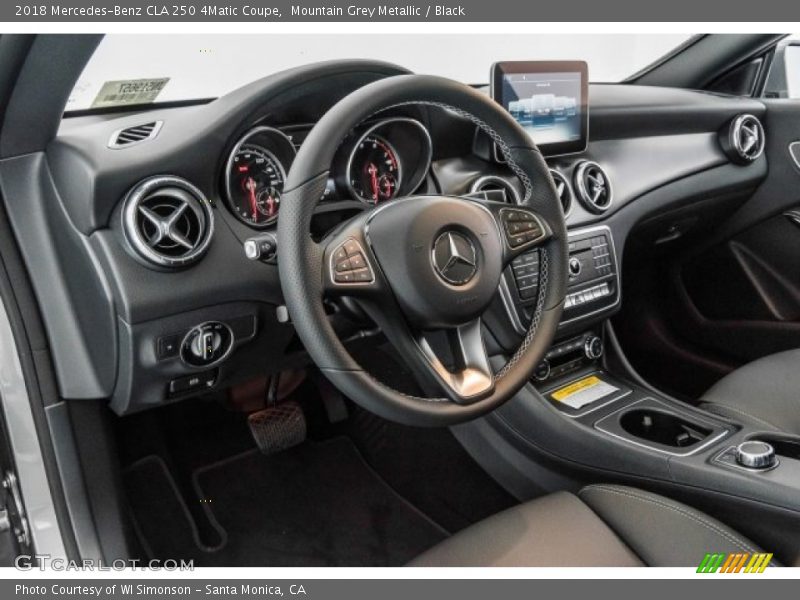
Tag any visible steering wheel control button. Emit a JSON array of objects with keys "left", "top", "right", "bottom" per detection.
[
  {"left": 735, "top": 441, "right": 777, "bottom": 470},
  {"left": 180, "top": 321, "right": 233, "bottom": 367},
  {"left": 332, "top": 239, "right": 374, "bottom": 285},
  {"left": 500, "top": 208, "right": 545, "bottom": 249},
  {"left": 432, "top": 231, "right": 478, "bottom": 286},
  {"left": 511, "top": 250, "right": 540, "bottom": 301}
]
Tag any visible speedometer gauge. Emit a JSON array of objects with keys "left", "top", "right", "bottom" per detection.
[
  {"left": 224, "top": 126, "right": 296, "bottom": 228},
  {"left": 347, "top": 134, "right": 402, "bottom": 204}
]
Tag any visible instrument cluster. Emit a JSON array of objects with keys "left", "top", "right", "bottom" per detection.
[{"left": 222, "top": 117, "right": 433, "bottom": 228}]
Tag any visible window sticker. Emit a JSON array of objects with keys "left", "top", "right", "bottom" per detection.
[{"left": 90, "top": 78, "right": 170, "bottom": 109}]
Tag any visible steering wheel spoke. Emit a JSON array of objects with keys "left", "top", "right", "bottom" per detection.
[{"left": 416, "top": 319, "right": 495, "bottom": 404}]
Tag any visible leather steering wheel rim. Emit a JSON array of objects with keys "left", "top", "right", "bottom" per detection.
[{"left": 278, "top": 74, "right": 568, "bottom": 426}]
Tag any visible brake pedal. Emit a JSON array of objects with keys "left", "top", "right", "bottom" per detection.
[{"left": 247, "top": 401, "right": 307, "bottom": 455}]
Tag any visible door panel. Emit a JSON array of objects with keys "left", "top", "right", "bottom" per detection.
[{"left": 677, "top": 100, "right": 800, "bottom": 364}]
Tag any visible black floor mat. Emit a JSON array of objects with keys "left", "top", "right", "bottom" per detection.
[{"left": 125, "top": 437, "right": 447, "bottom": 566}]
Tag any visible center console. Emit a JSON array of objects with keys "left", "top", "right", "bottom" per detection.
[
  {"left": 501, "top": 225, "right": 620, "bottom": 335},
  {"left": 494, "top": 322, "right": 800, "bottom": 561}
]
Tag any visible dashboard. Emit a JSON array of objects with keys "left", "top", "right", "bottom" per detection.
[{"left": 23, "top": 59, "right": 767, "bottom": 414}]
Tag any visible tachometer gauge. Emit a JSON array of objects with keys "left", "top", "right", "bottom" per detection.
[
  {"left": 348, "top": 134, "right": 402, "bottom": 204},
  {"left": 227, "top": 144, "right": 284, "bottom": 227},
  {"left": 224, "top": 126, "right": 296, "bottom": 228}
]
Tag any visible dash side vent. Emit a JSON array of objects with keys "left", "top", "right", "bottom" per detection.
[
  {"left": 122, "top": 176, "right": 214, "bottom": 268},
  {"left": 109, "top": 121, "right": 163, "bottom": 148},
  {"left": 574, "top": 161, "right": 612, "bottom": 214}
]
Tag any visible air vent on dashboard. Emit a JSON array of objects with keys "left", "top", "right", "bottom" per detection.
[
  {"left": 549, "top": 170, "right": 572, "bottom": 216},
  {"left": 109, "top": 121, "right": 163, "bottom": 148},
  {"left": 721, "top": 114, "right": 765, "bottom": 165},
  {"left": 122, "top": 176, "right": 214, "bottom": 268},
  {"left": 574, "top": 161, "right": 612, "bottom": 214},
  {"left": 469, "top": 175, "right": 520, "bottom": 204}
]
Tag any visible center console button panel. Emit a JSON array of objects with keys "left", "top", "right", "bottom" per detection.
[{"left": 501, "top": 225, "right": 619, "bottom": 334}]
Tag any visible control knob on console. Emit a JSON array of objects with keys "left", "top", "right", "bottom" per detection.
[
  {"left": 533, "top": 359, "right": 551, "bottom": 382},
  {"left": 735, "top": 441, "right": 777, "bottom": 470},
  {"left": 181, "top": 321, "right": 233, "bottom": 367},
  {"left": 584, "top": 336, "right": 604, "bottom": 360}
]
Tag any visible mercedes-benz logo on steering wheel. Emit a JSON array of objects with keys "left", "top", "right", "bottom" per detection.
[{"left": 432, "top": 231, "right": 478, "bottom": 286}]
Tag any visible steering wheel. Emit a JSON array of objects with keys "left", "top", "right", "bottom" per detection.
[{"left": 278, "top": 74, "right": 568, "bottom": 426}]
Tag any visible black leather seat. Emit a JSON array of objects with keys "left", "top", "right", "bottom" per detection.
[
  {"left": 699, "top": 349, "right": 800, "bottom": 434},
  {"left": 410, "top": 485, "right": 766, "bottom": 567}
]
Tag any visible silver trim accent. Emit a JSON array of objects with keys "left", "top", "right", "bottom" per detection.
[
  {"left": 469, "top": 175, "right": 521, "bottom": 204},
  {"left": 788, "top": 141, "right": 800, "bottom": 169},
  {"left": 559, "top": 225, "right": 621, "bottom": 327},
  {"left": 345, "top": 117, "right": 432, "bottom": 205},
  {"left": 734, "top": 441, "right": 777, "bottom": 469},
  {"left": 431, "top": 231, "right": 478, "bottom": 286},
  {"left": 584, "top": 335, "right": 604, "bottom": 360},
  {"left": 730, "top": 114, "right": 765, "bottom": 162},
  {"left": 417, "top": 318, "right": 494, "bottom": 401},
  {"left": 712, "top": 445, "right": 780, "bottom": 473},
  {"left": 594, "top": 397, "right": 731, "bottom": 457},
  {"left": 0, "top": 293, "right": 66, "bottom": 556},
  {"left": 108, "top": 120, "right": 163, "bottom": 149},
  {"left": 498, "top": 225, "right": 620, "bottom": 335},
  {"left": 784, "top": 209, "right": 800, "bottom": 228},
  {"left": 498, "top": 207, "right": 549, "bottom": 252},
  {"left": 549, "top": 169, "right": 573, "bottom": 217},
  {"left": 223, "top": 126, "right": 295, "bottom": 228},
  {"left": 179, "top": 321, "right": 235, "bottom": 369},
  {"left": 122, "top": 175, "right": 215, "bottom": 268},
  {"left": 328, "top": 238, "right": 376, "bottom": 287},
  {"left": 2, "top": 472, "right": 30, "bottom": 546},
  {"left": 574, "top": 161, "right": 613, "bottom": 213}
]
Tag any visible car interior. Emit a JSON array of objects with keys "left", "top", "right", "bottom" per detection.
[{"left": 0, "top": 33, "right": 799, "bottom": 568}]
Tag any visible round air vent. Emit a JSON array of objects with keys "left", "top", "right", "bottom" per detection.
[
  {"left": 574, "top": 161, "right": 612, "bottom": 214},
  {"left": 722, "top": 114, "right": 765, "bottom": 165},
  {"left": 549, "top": 169, "right": 572, "bottom": 216},
  {"left": 122, "top": 176, "right": 214, "bottom": 268},
  {"left": 469, "top": 175, "right": 520, "bottom": 204}
]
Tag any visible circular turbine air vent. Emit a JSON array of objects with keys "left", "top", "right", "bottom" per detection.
[
  {"left": 549, "top": 169, "right": 572, "bottom": 216},
  {"left": 723, "top": 114, "right": 765, "bottom": 165},
  {"left": 574, "top": 161, "right": 612, "bottom": 214},
  {"left": 469, "top": 175, "right": 521, "bottom": 204},
  {"left": 122, "top": 176, "right": 214, "bottom": 268}
]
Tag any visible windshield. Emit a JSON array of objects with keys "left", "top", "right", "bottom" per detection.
[{"left": 68, "top": 33, "right": 694, "bottom": 111}]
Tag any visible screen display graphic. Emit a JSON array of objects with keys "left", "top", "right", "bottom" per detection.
[{"left": 492, "top": 61, "right": 588, "bottom": 156}]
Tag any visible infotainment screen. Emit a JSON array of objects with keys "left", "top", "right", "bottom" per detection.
[{"left": 491, "top": 61, "right": 589, "bottom": 156}]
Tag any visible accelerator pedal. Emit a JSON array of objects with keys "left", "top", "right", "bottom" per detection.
[{"left": 247, "top": 401, "right": 307, "bottom": 455}]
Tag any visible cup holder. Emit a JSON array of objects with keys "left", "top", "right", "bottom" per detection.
[
  {"left": 619, "top": 409, "right": 713, "bottom": 448},
  {"left": 594, "top": 398, "right": 730, "bottom": 455}
]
